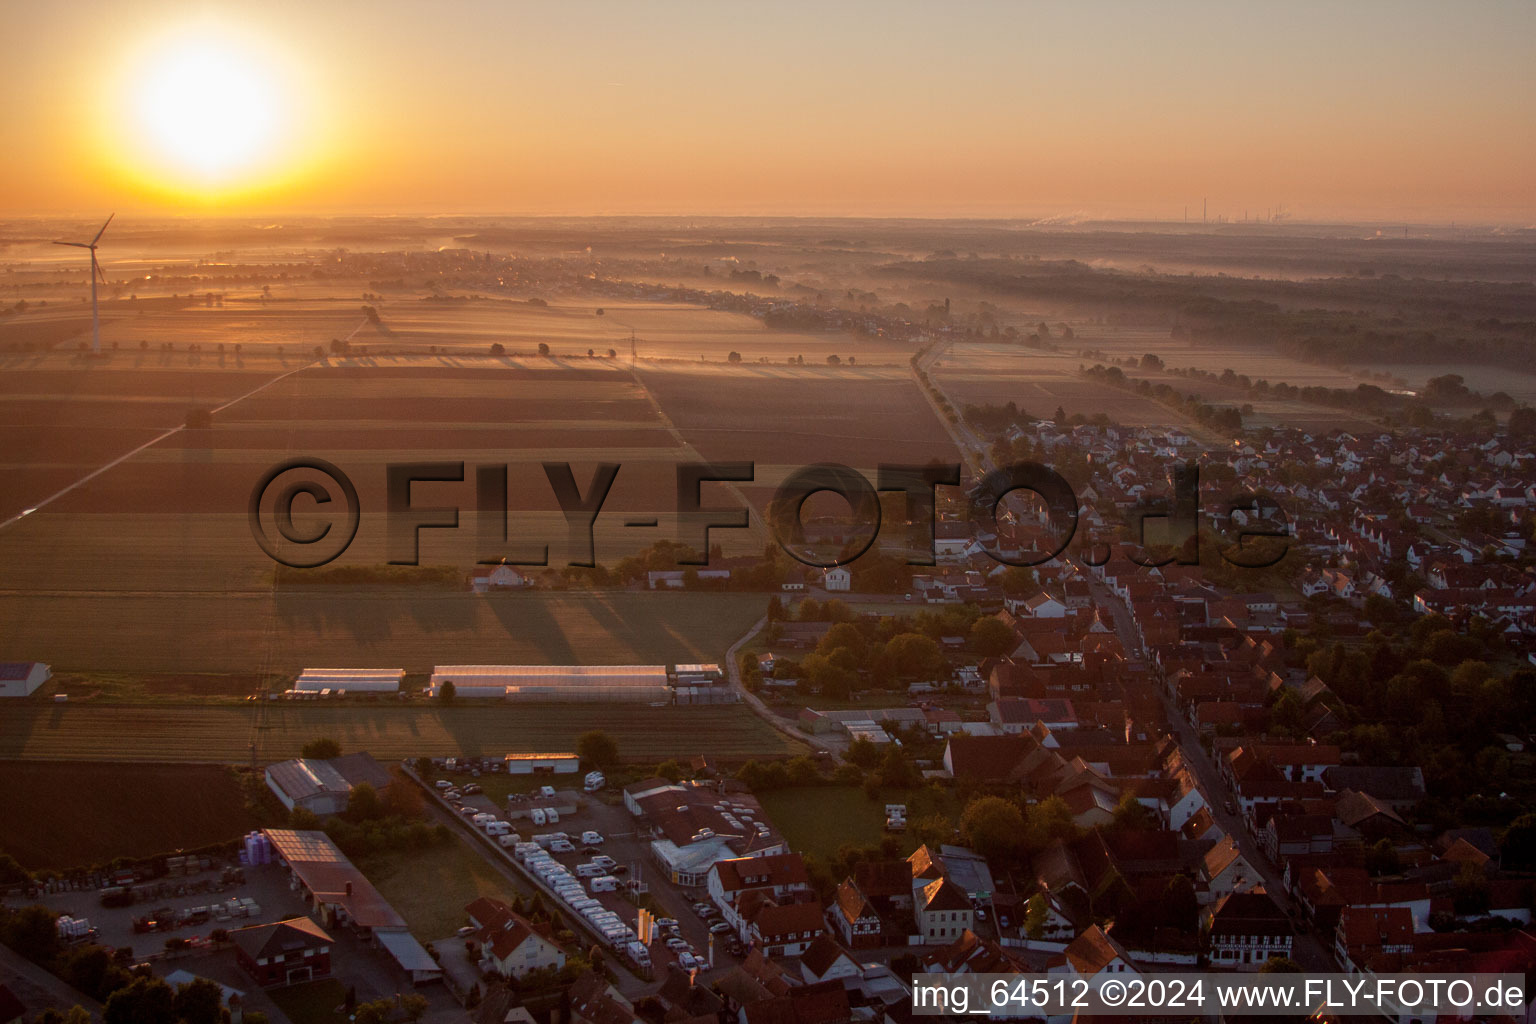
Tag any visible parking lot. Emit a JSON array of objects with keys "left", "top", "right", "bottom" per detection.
[
  {"left": 415, "top": 759, "right": 744, "bottom": 984},
  {"left": 18, "top": 855, "right": 471, "bottom": 1023},
  {"left": 25, "top": 860, "right": 308, "bottom": 960}
]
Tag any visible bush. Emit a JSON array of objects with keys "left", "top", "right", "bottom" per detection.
[{"left": 300, "top": 737, "right": 341, "bottom": 760}]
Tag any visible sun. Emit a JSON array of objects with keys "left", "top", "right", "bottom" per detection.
[
  {"left": 136, "top": 42, "right": 280, "bottom": 179},
  {"left": 105, "top": 22, "right": 318, "bottom": 200}
]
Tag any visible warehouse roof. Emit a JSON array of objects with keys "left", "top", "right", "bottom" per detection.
[
  {"left": 433, "top": 664, "right": 668, "bottom": 681},
  {"left": 266, "top": 759, "right": 350, "bottom": 803},
  {"left": 265, "top": 752, "right": 390, "bottom": 802},
  {"left": 0, "top": 662, "right": 43, "bottom": 680},
  {"left": 294, "top": 668, "right": 404, "bottom": 692},
  {"left": 262, "top": 829, "right": 406, "bottom": 931}
]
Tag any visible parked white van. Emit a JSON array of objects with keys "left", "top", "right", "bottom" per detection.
[{"left": 589, "top": 875, "right": 620, "bottom": 893}]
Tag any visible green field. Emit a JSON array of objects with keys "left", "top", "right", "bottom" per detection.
[
  {"left": 267, "top": 979, "right": 349, "bottom": 1024},
  {"left": 357, "top": 842, "right": 522, "bottom": 941},
  {"left": 0, "top": 703, "right": 807, "bottom": 763},
  {"left": 0, "top": 761, "right": 269, "bottom": 870},
  {"left": 756, "top": 784, "right": 962, "bottom": 863}
]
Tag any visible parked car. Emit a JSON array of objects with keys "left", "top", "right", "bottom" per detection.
[
  {"left": 434, "top": 780, "right": 452, "bottom": 790},
  {"left": 709, "top": 921, "right": 733, "bottom": 935},
  {"left": 655, "top": 917, "right": 678, "bottom": 929}
]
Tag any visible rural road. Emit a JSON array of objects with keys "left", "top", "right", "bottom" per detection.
[
  {"left": 0, "top": 354, "right": 324, "bottom": 533},
  {"left": 724, "top": 615, "right": 841, "bottom": 762}
]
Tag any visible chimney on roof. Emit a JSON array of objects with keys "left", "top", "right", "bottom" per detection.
[{"left": 345, "top": 881, "right": 353, "bottom": 896}]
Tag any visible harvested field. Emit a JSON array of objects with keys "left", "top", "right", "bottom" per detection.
[
  {"left": 0, "top": 704, "right": 808, "bottom": 765},
  {"left": 0, "top": 761, "right": 265, "bottom": 869},
  {"left": 639, "top": 366, "right": 961, "bottom": 510}
]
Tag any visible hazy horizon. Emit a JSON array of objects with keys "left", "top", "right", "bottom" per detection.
[{"left": 3, "top": 0, "right": 1532, "bottom": 224}]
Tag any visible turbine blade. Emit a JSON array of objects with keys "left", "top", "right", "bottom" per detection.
[
  {"left": 53, "top": 241, "right": 91, "bottom": 248},
  {"left": 94, "top": 256, "right": 107, "bottom": 284},
  {"left": 91, "top": 213, "right": 115, "bottom": 247}
]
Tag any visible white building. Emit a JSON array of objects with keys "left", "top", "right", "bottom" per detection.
[
  {"left": 0, "top": 662, "right": 50, "bottom": 698},
  {"left": 293, "top": 668, "right": 403, "bottom": 694},
  {"left": 821, "top": 566, "right": 852, "bottom": 592},
  {"left": 503, "top": 753, "right": 579, "bottom": 775},
  {"left": 264, "top": 753, "right": 392, "bottom": 816}
]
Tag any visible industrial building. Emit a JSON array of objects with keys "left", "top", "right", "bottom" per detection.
[
  {"left": 623, "top": 779, "right": 788, "bottom": 886},
  {"left": 429, "top": 665, "right": 671, "bottom": 702},
  {"left": 292, "top": 668, "right": 404, "bottom": 694},
  {"left": 503, "top": 752, "right": 579, "bottom": 775},
  {"left": 261, "top": 829, "right": 441, "bottom": 985},
  {"left": 671, "top": 664, "right": 733, "bottom": 705},
  {"left": 0, "top": 662, "right": 50, "bottom": 698},
  {"left": 264, "top": 752, "right": 392, "bottom": 816}
]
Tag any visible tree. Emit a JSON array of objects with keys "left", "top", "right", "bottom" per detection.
[
  {"left": 489, "top": 342, "right": 505, "bottom": 356},
  {"left": 1111, "top": 793, "right": 1154, "bottom": 832},
  {"left": 346, "top": 782, "right": 384, "bottom": 822},
  {"left": 57, "top": 944, "right": 128, "bottom": 1002},
  {"left": 0, "top": 905, "right": 61, "bottom": 964},
  {"left": 537, "top": 342, "right": 551, "bottom": 356},
  {"left": 959, "top": 796, "right": 1025, "bottom": 862},
  {"left": 103, "top": 977, "right": 175, "bottom": 1024},
  {"left": 846, "top": 737, "right": 882, "bottom": 768},
  {"left": 414, "top": 755, "right": 434, "bottom": 780},
  {"left": 1259, "top": 956, "right": 1301, "bottom": 973},
  {"left": 300, "top": 737, "right": 341, "bottom": 760},
  {"left": 728, "top": 351, "right": 742, "bottom": 363},
  {"left": 1025, "top": 795, "right": 1077, "bottom": 850},
  {"left": 0, "top": 851, "right": 28, "bottom": 886},
  {"left": 1024, "top": 893, "right": 1050, "bottom": 939},
  {"left": 577, "top": 730, "right": 619, "bottom": 769},
  {"left": 35, "top": 1009, "right": 93, "bottom": 1024},
  {"left": 171, "top": 978, "right": 224, "bottom": 1024},
  {"left": 401, "top": 994, "right": 429, "bottom": 1023},
  {"left": 352, "top": 1000, "right": 393, "bottom": 1024},
  {"left": 438, "top": 679, "right": 456, "bottom": 704},
  {"left": 969, "top": 617, "right": 1015, "bottom": 657},
  {"left": 877, "top": 745, "right": 919, "bottom": 789}
]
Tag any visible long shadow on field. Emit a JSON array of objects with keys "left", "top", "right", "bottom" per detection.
[
  {"left": 482, "top": 595, "right": 580, "bottom": 663},
  {"left": 272, "top": 590, "right": 477, "bottom": 643}
]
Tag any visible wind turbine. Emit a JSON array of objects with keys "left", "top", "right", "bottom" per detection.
[{"left": 53, "top": 214, "right": 114, "bottom": 355}]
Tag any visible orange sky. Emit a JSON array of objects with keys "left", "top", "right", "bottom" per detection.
[{"left": 4, "top": 1, "right": 1533, "bottom": 222}]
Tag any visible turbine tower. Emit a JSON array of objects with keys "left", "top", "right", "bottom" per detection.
[{"left": 53, "top": 214, "right": 114, "bottom": 355}]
